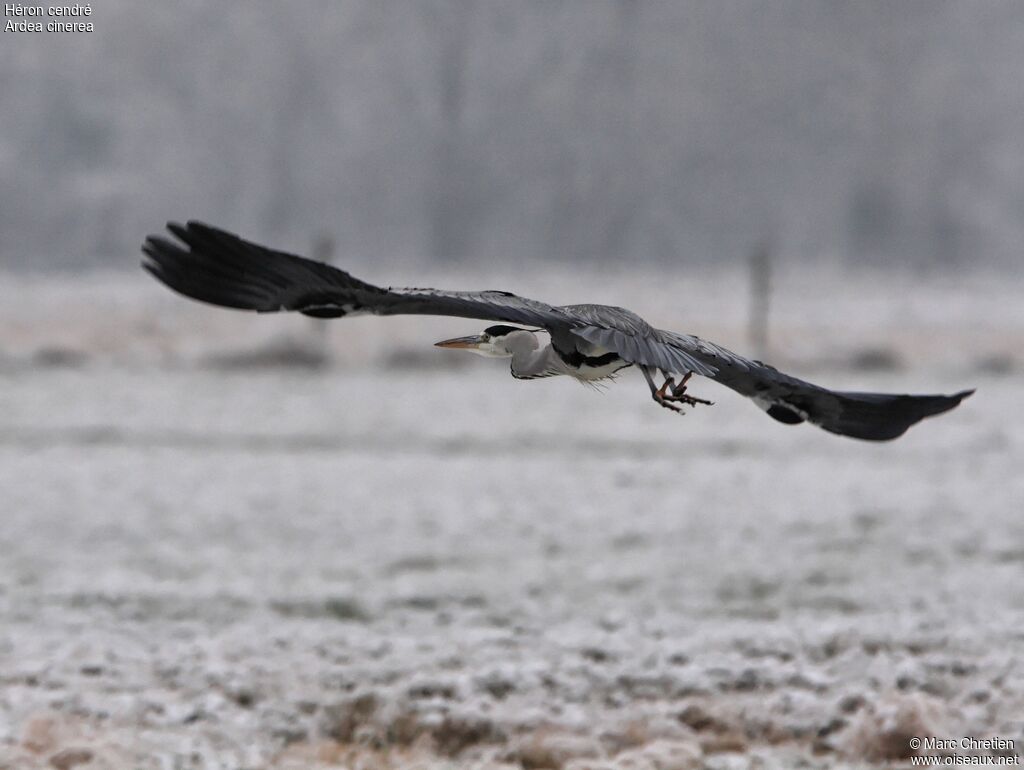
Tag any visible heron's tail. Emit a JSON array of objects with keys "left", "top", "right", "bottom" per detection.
[{"left": 142, "top": 221, "right": 387, "bottom": 318}]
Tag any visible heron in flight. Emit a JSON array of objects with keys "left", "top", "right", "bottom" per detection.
[{"left": 142, "top": 222, "right": 972, "bottom": 441}]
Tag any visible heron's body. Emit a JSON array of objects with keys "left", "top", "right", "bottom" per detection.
[
  {"left": 142, "top": 222, "right": 973, "bottom": 442},
  {"left": 553, "top": 347, "right": 632, "bottom": 382},
  {"left": 509, "top": 336, "right": 630, "bottom": 382}
]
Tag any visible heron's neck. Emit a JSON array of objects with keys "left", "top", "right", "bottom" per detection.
[{"left": 507, "top": 335, "right": 554, "bottom": 379}]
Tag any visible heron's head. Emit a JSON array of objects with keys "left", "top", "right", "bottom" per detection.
[{"left": 434, "top": 325, "right": 538, "bottom": 358}]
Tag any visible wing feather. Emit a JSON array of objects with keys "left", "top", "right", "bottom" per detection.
[
  {"left": 657, "top": 330, "right": 972, "bottom": 441},
  {"left": 570, "top": 326, "right": 718, "bottom": 378},
  {"left": 143, "top": 221, "right": 571, "bottom": 329}
]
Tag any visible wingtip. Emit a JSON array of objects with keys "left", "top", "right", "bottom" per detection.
[
  {"left": 141, "top": 234, "right": 162, "bottom": 253},
  {"left": 183, "top": 220, "right": 220, "bottom": 238},
  {"left": 147, "top": 221, "right": 217, "bottom": 250},
  {"left": 166, "top": 221, "right": 189, "bottom": 242}
]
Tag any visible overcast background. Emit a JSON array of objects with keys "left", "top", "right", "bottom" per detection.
[{"left": 2, "top": 1, "right": 1024, "bottom": 272}]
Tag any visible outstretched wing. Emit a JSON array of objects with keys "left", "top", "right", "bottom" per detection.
[
  {"left": 656, "top": 330, "right": 973, "bottom": 441},
  {"left": 142, "top": 221, "right": 574, "bottom": 329},
  {"left": 142, "top": 223, "right": 718, "bottom": 375}
]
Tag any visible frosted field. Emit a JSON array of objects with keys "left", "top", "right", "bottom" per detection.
[{"left": 0, "top": 267, "right": 1021, "bottom": 769}]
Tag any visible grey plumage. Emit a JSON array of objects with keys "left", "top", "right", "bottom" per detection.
[{"left": 143, "top": 221, "right": 973, "bottom": 441}]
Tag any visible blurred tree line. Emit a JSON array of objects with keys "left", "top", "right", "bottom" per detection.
[{"left": 1, "top": 1, "right": 1022, "bottom": 270}]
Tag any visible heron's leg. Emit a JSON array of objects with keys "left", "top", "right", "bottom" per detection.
[
  {"left": 642, "top": 366, "right": 687, "bottom": 415},
  {"left": 664, "top": 371, "right": 714, "bottom": 406},
  {"left": 670, "top": 371, "right": 693, "bottom": 396}
]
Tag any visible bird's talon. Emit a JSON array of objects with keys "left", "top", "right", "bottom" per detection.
[
  {"left": 671, "top": 372, "right": 694, "bottom": 397},
  {"left": 662, "top": 393, "right": 713, "bottom": 407},
  {"left": 655, "top": 397, "right": 687, "bottom": 415}
]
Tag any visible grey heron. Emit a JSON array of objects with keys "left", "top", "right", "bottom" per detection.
[{"left": 142, "top": 222, "right": 972, "bottom": 441}]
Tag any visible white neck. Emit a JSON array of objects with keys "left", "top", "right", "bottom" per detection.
[{"left": 506, "top": 333, "right": 559, "bottom": 379}]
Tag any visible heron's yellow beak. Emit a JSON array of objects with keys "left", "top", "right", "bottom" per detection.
[{"left": 434, "top": 334, "right": 485, "bottom": 350}]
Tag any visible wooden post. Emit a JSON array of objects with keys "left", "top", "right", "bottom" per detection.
[
  {"left": 310, "top": 234, "right": 335, "bottom": 354},
  {"left": 749, "top": 241, "right": 772, "bottom": 360}
]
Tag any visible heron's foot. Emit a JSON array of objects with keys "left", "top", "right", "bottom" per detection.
[
  {"left": 664, "top": 392, "right": 714, "bottom": 407},
  {"left": 653, "top": 393, "right": 688, "bottom": 415},
  {"left": 652, "top": 376, "right": 686, "bottom": 415},
  {"left": 671, "top": 371, "right": 693, "bottom": 396},
  {"left": 655, "top": 376, "right": 675, "bottom": 401},
  {"left": 656, "top": 373, "right": 713, "bottom": 409}
]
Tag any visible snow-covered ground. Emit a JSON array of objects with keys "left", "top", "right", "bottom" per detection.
[{"left": 0, "top": 267, "right": 1020, "bottom": 769}]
